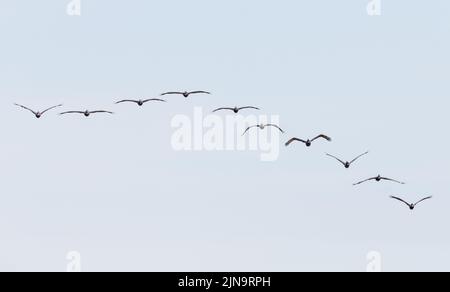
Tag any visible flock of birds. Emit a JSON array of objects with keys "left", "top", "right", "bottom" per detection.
[{"left": 14, "top": 90, "right": 432, "bottom": 211}]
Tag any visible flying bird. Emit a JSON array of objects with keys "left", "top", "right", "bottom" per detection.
[
  {"left": 326, "top": 151, "right": 369, "bottom": 169},
  {"left": 14, "top": 103, "right": 63, "bottom": 119},
  {"left": 115, "top": 98, "right": 166, "bottom": 106},
  {"left": 285, "top": 135, "right": 332, "bottom": 147},
  {"left": 161, "top": 91, "right": 211, "bottom": 98},
  {"left": 213, "top": 106, "right": 260, "bottom": 114},
  {"left": 243, "top": 124, "right": 284, "bottom": 135},
  {"left": 60, "top": 110, "right": 114, "bottom": 117},
  {"left": 390, "top": 196, "right": 432, "bottom": 210},
  {"left": 353, "top": 175, "right": 405, "bottom": 186}
]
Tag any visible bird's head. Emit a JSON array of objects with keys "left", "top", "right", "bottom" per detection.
[
  {"left": 84, "top": 111, "right": 90, "bottom": 117},
  {"left": 345, "top": 162, "right": 350, "bottom": 168},
  {"left": 183, "top": 92, "right": 189, "bottom": 97},
  {"left": 409, "top": 205, "right": 415, "bottom": 210},
  {"left": 35, "top": 112, "right": 42, "bottom": 119},
  {"left": 234, "top": 107, "right": 239, "bottom": 113},
  {"left": 306, "top": 140, "right": 312, "bottom": 147},
  {"left": 138, "top": 100, "right": 144, "bottom": 106}
]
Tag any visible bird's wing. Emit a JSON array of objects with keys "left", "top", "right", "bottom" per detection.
[
  {"left": 242, "top": 125, "right": 258, "bottom": 136},
  {"left": 189, "top": 91, "right": 211, "bottom": 95},
  {"left": 414, "top": 196, "right": 433, "bottom": 206},
  {"left": 143, "top": 98, "right": 166, "bottom": 103},
  {"left": 14, "top": 103, "right": 37, "bottom": 115},
  {"left": 285, "top": 138, "right": 306, "bottom": 146},
  {"left": 238, "top": 106, "right": 260, "bottom": 111},
  {"left": 213, "top": 107, "right": 234, "bottom": 113},
  {"left": 90, "top": 110, "right": 114, "bottom": 114},
  {"left": 350, "top": 151, "right": 370, "bottom": 164},
  {"left": 41, "top": 104, "right": 63, "bottom": 114},
  {"left": 353, "top": 177, "right": 376, "bottom": 186},
  {"left": 326, "top": 154, "right": 346, "bottom": 166},
  {"left": 390, "top": 196, "right": 411, "bottom": 207},
  {"left": 161, "top": 92, "right": 184, "bottom": 96},
  {"left": 265, "top": 124, "right": 284, "bottom": 133},
  {"left": 380, "top": 177, "right": 405, "bottom": 184},
  {"left": 116, "top": 100, "right": 138, "bottom": 104},
  {"left": 311, "top": 134, "right": 332, "bottom": 142},
  {"left": 60, "top": 111, "right": 84, "bottom": 115}
]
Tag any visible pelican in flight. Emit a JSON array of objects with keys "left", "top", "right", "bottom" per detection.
[
  {"left": 15, "top": 103, "right": 63, "bottom": 119},
  {"left": 354, "top": 175, "right": 405, "bottom": 186},
  {"left": 326, "top": 151, "right": 369, "bottom": 169},
  {"left": 213, "top": 106, "right": 260, "bottom": 114},
  {"left": 60, "top": 110, "right": 114, "bottom": 117},
  {"left": 115, "top": 98, "right": 166, "bottom": 106},
  {"left": 161, "top": 91, "right": 211, "bottom": 98},
  {"left": 285, "top": 135, "right": 332, "bottom": 147},
  {"left": 243, "top": 124, "right": 284, "bottom": 135},
  {"left": 390, "top": 196, "right": 432, "bottom": 210}
]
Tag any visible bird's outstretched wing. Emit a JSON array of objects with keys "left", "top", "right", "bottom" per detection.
[
  {"left": 143, "top": 98, "right": 166, "bottom": 103},
  {"left": 350, "top": 151, "right": 369, "bottom": 164},
  {"left": 285, "top": 138, "right": 306, "bottom": 147},
  {"left": 90, "top": 110, "right": 114, "bottom": 114},
  {"left": 311, "top": 134, "right": 332, "bottom": 142},
  {"left": 41, "top": 104, "right": 63, "bottom": 115},
  {"left": 390, "top": 196, "right": 411, "bottom": 207},
  {"left": 242, "top": 125, "right": 258, "bottom": 136},
  {"left": 161, "top": 92, "right": 184, "bottom": 96},
  {"left": 380, "top": 177, "right": 405, "bottom": 185},
  {"left": 60, "top": 111, "right": 85, "bottom": 115},
  {"left": 189, "top": 91, "right": 211, "bottom": 95},
  {"left": 353, "top": 177, "right": 376, "bottom": 186},
  {"left": 213, "top": 107, "right": 234, "bottom": 113},
  {"left": 14, "top": 103, "right": 37, "bottom": 115},
  {"left": 116, "top": 100, "right": 139, "bottom": 104},
  {"left": 414, "top": 196, "right": 433, "bottom": 206},
  {"left": 326, "top": 154, "right": 346, "bottom": 166},
  {"left": 265, "top": 124, "right": 284, "bottom": 133},
  {"left": 238, "top": 106, "right": 260, "bottom": 111}
]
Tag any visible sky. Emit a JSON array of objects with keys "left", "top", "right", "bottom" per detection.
[{"left": 0, "top": 0, "right": 450, "bottom": 272}]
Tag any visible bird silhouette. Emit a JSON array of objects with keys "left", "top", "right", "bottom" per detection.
[
  {"left": 243, "top": 124, "right": 284, "bottom": 135},
  {"left": 15, "top": 103, "right": 63, "bottom": 119},
  {"left": 115, "top": 98, "right": 166, "bottom": 106},
  {"left": 354, "top": 175, "right": 405, "bottom": 186},
  {"left": 213, "top": 106, "right": 260, "bottom": 113},
  {"left": 161, "top": 91, "right": 210, "bottom": 98},
  {"left": 390, "top": 196, "right": 432, "bottom": 210},
  {"left": 326, "top": 151, "right": 369, "bottom": 169},
  {"left": 60, "top": 110, "right": 114, "bottom": 117},
  {"left": 285, "top": 135, "right": 332, "bottom": 147}
]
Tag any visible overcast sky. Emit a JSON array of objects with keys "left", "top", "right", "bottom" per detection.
[{"left": 1, "top": 0, "right": 450, "bottom": 271}]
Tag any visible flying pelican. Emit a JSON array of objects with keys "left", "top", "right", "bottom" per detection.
[
  {"left": 14, "top": 103, "right": 63, "bottom": 119},
  {"left": 354, "top": 175, "right": 405, "bottom": 186},
  {"left": 285, "top": 135, "right": 332, "bottom": 147},
  {"left": 161, "top": 91, "right": 211, "bottom": 98},
  {"left": 60, "top": 110, "right": 114, "bottom": 117},
  {"left": 115, "top": 98, "right": 166, "bottom": 106},
  {"left": 390, "top": 196, "right": 432, "bottom": 210},
  {"left": 326, "top": 151, "right": 369, "bottom": 169},
  {"left": 243, "top": 124, "right": 284, "bottom": 135},
  {"left": 213, "top": 106, "right": 260, "bottom": 114}
]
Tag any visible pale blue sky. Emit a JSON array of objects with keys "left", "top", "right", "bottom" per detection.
[{"left": 0, "top": 0, "right": 450, "bottom": 271}]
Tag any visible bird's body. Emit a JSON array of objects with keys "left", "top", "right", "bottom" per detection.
[
  {"left": 60, "top": 110, "right": 114, "bottom": 117},
  {"left": 326, "top": 151, "right": 369, "bottom": 169},
  {"left": 390, "top": 196, "right": 432, "bottom": 210},
  {"left": 161, "top": 91, "right": 211, "bottom": 98},
  {"left": 15, "top": 103, "right": 63, "bottom": 119},
  {"left": 115, "top": 98, "right": 166, "bottom": 106},
  {"left": 285, "top": 135, "right": 332, "bottom": 147},
  {"left": 213, "top": 106, "right": 260, "bottom": 114},
  {"left": 354, "top": 175, "right": 405, "bottom": 186},
  {"left": 242, "top": 124, "right": 284, "bottom": 135}
]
